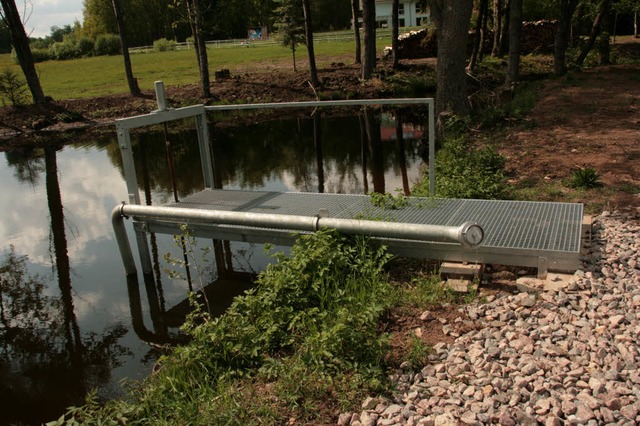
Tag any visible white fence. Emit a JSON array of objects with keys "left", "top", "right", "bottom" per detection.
[{"left": 128, "top": 27, "right": 419, "bottom": 54}]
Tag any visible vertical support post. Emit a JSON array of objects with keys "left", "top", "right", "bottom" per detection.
[
  {"left": 428, "top": 99, "right": 436, "bottom": 196},
  {"left": 196, "top": 110, "right": 215, "bottom": 189},
  {"left": 116, "top": 121, "right": 141, "bottom": 205},
  {"left": 155, "top": 81, "right": 168, "bottom": 112},
  {"left": 537, "top": 256, "right": 548, "bottom": 280},
  {"left": 133, "top": 222, "right": 153, "bottom": 275}
]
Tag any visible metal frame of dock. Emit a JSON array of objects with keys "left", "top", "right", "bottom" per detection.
[{"left": 112, "top": 84, "right": 584, "bottom": 280}]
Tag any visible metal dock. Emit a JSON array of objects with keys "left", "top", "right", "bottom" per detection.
[
  {"left": 115, "top": 189, "right": 583, "bottom": 275},
  {"left": 111, "top": 88, "right": 584, "bottom": 279}
]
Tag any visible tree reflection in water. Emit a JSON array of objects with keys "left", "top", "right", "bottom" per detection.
[{"left": 0, "top": 145, "right": 132, "bottom": 426}]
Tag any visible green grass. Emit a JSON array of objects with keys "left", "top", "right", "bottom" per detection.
[{"left": 0, "top": 32, "right": 394, "bottom": 100}]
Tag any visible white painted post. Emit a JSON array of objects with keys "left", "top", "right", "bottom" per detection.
[{"left": 155, "top": 81, "right": 167, "bottom": 112}]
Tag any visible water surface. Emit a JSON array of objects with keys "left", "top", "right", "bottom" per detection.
[{"left": 0, "top": 109, "right": 427, "bottom": 425}]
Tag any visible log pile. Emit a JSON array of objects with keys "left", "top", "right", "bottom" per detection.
[
  {"left": 390, "top": 20, "right": 558, "bottom": 59},
  {"left": 520, "top": 20, "right": 557, "bottom": 54},
  {"left": 395, "top": 28, "right": 438, "bottom": 59}
]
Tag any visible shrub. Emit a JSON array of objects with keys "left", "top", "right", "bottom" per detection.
[
  {"left": 153, "top": 38, "right": 177, "bottom": 52},
  {"left": 413, "top": 117, "right": 511, "bottom": 199},
  {"left": 0, "top": 66, "right": 29, "bottom": 106},
  {"left": 50, "top": 40, "right": 77, "bottom": 60},
  {"left": 75, "top": 37, "right": 95, "bottom": 57},
  {"left": 94, "top": 34, "right": 121, "bottom": 56},
  {"left": 31, "top": 48, "right": 53, "bottom": 62}
]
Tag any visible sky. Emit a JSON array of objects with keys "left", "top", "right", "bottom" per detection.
[{"left": 24, "top": 0, "right": 84, "bottom": 39}]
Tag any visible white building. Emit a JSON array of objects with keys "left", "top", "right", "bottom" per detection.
[{"left": 373, "top": 0, "right": 430, "bottom": 28}]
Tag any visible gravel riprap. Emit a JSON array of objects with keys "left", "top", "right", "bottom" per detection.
[{"left": 340, "top": 209, "right": 640, "bottom": 426}]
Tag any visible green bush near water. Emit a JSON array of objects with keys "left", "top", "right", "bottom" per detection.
[
  {"left": 52, "top": 230, "right": 394, "bottom": 425},
  {"left": 413, "top": 117, "right": 511, "bottom": 200}
]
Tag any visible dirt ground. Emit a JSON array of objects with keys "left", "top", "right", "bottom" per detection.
[{"left": 499, "top": 63, "right": 640, "bottom": 211}]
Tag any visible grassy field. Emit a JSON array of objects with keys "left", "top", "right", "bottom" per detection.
[{"left": 0, "top": 33, "right": 393, "bottom": 100}]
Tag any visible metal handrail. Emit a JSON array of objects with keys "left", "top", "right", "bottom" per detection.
[{"left": 112, "top": 203, "right": 484, "bottom": 276}]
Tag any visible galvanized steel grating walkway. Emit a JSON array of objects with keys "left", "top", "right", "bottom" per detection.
[{"left": 162, "top": 189, "right": 583, "bottom": 271}]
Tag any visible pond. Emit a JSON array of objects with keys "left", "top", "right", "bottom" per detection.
[{"left": 0, "top": 108, "right": 428, "bottom": 425}]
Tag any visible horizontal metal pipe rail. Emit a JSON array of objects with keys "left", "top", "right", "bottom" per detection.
[
  {"left": 205, "top": 98, "right": 431, "bottom": 112},
  {"left": 112, "top": 203, "right": 484, "bottom": 276}
]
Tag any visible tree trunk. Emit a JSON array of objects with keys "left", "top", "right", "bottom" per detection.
[
  {"left": 554, "top": 0, "right": 579, "bottom": 76},
  {"left": 361, "top": 0, "right": 376, "bottom": 79},
  {"left": 468, "top": 0, "right": 488, "bottom": 71},
  {"left": 302, "top": 0, "right": 319, "bottom": 86},
  {"left": 506, "top": 0, "right": 522, "bottom": 84},
  {"left": 292, "top": 43, "right": 297, "bottom": 71},
  {"left": 392, "top": 0, "right": 399, "bottom": 68},
  {"left": 112, "top": 0, "right": 141, "bottom": 97},
  {"left": 0, "top": 0, "right": 46, "bottom": 103},
  {"left": 189, "top": 0, "right": 211, "bottom": 97},
  {"left": 635, "top": 9, "right": 638, "bottom": 38},
  {"left": 428, "top": 0, "right": 474, "bottom": 117},
  {"left": 479, "top": 0, "right": 489, "bottom": 61},
  {"left": 499, "top": 0, "right": 510, "bottom": 56},
  {"left": 572, "top": 3, "right": 584, "bottom": 45},
  {"left": 491, "top": 0, "right": 502, "bottom": 56},
  {"left": 575, "top": 0, "right": 610, "bottom": 67},
  {"left": 351, "top": 0, "right": 361, "bottom": 64}
]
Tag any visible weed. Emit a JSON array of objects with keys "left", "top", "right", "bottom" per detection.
[
  {"left": 400, "top": 273, "right": 478, "bottom": 309},
  {"left": 54, "top": 111, "right": 84, "bottom": 123},
  {"left": 369, "top": 191, "right": 409, "bottom": 209},
  {"left": 569, "top": 166, "right": 601, "bottom": 189},
  {"left": 163, "top": 224, "right": 213, "bottom": 309},
  {"left": 619, "top": 183, "right": 640, "bottom": 194},
  {"left": 405, "top": 334, "right": 432, "bottom": 369}
]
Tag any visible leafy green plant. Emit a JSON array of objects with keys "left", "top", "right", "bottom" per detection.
[{"left": 569, "top": 166, "right": 601, "bottom": 189}]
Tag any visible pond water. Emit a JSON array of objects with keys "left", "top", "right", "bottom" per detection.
[{"left": 0, "top": 109, "right": 428, "bottom": 425}]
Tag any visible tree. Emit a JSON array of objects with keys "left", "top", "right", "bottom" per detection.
[
  {"left": 575, "top": 0, "right": 611, "bottom": 66},
  {"left": 361, "top": 0, "right": 376, "bottom": 79},
  {"left": 274, "top": 0, "right": 305, "bottom": 71},
  {"left": 506, "top": 0, "right": 522, "bottom": 84},
  {"left": 391, "top": 0, "right": 400, "bottom": 68},
  {"left": 302, "top": 0, "right": 319, "bottom": 86},
  {"left": 469, "top": 0, "right": 489, "bottom": 71},
  {"left": 0, "top": 19, "right": 12, "bottom": 53},
  {"left": 82, "top": 0, "right": 117, "bottom": 39},
  {"left": 428, "top": 0, "right": 474, "bottom": 116},
  {"left": 350, "top": 0, "right": 361, "bottom": 64},
  {"left": 554, "top": 0, "right": 579, "bottom": 76},
  {"left": 0, "top": 0, "right": 46, "bottom": 104},
  {"left": 499, "top": 0, "right": 511, "bottom": 55},
  {"left": 185, "top": 0, "right": 211, "bottom": 97},
  {"left": 111, "top": 0, "right": 141, "bottom": 96},
  {"left": 491, "top": 0, "right": 502, "bottom": 56}
]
